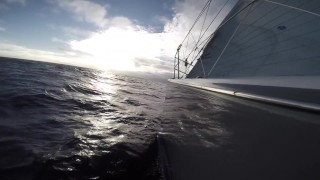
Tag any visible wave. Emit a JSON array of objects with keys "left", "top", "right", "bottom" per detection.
[
  {"left": 5, "top": 93, "right": 61, "bottom": 109},
  {"left": 65, "top": 84, "right": 102, "bottom": 96},
  {"left": 0, "top": 138, "right": 160, "bottom": 180},
  {"left": 0, "top": 58, "right": 169, "bottom": 179}
]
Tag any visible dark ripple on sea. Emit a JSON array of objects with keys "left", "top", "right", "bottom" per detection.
[
  {"left": 0, "top": 58, "right": 167, "bottom": 179},
  {"left": 0, "top": 57, "right": 239, "bottom": 180}
]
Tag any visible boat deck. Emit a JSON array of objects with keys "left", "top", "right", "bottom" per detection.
[{"left": 159, "top": 84, "right": 320, "bottom": 179}]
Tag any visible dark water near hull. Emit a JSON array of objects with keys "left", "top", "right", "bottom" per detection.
[{"left": 1, "top": 57, "right": 320, "bottom": 180}]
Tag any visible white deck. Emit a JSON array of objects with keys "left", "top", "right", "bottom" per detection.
[
  {"left": 170, "top": 76, "right": 320, "bottom": 90},
  {"left": 169, "top": 76, "right": 320, "bottom": 112}
]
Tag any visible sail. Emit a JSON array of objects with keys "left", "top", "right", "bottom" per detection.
[
  {"left": 186, "top": 0, "right": 320, "bottom": 78},
  {"left": 173, "top": 0, "right": 239, "bottom": 79}
]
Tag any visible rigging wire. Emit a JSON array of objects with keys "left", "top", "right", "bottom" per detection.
[
  {"left": 182, "top": 35, "right": 190, "bottom": 59},
  {"left": 176, "top": 0, "right": 213, "bottom": 78},
  {"left": 185, "top": 0, "right": 256, "bottom": 64},
  {"left": 208, "top": 1, "right": 256, "bottom": 76},
  {"left": 184, "top": 0, "right": 258, "bottom": 76},
  {"left": 189, "top": 0, "right": 231, "bottom": 59},
  {"left": 185, "top": 0, "right": 212, "bottom": 76},
  {"left": 176, "top": 0, "right": 320, "bottom": 78},
  {"left": 183, "top": 0, "right": 231, "bottom": 63},
  {"left": 180, "top": 0, "right": 212, "bottom": 46},
  {"left": 197, "top": 0, "right": 212, "bottom": 46},
  {"left": 184, "top": 35, "right": 213, "bottom": 75}
]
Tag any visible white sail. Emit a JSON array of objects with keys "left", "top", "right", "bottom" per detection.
[
  {"left": 171, "top": 0, "right": 320, "bottom": 111},
  {"left": 185, "top": 0, "right": 320, "bottom": 78}
]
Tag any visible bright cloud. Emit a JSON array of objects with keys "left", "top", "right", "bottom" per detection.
[
  {"left": 56, "top": 0, "right": 108, "bottom": 27},
  {"left": 64, "top": 0, "right": 215, "bottom": 73},
  {"left": 69, "top": 25, "right": 160, "bottom": 71},
  {"left": 56, "top": 0, "right": 215, "bottom": 74},
  {"left": 0, "top": 0, "right": 225, "bottom": 76},
  {"left": 68, "top": 14, "right": 181, "bottom": 73}
]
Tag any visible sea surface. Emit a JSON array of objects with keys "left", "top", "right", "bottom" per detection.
[
  {"left": 0, "top": 57, "right": 168, "bottom": 179},
  {"left": 1, "top": 57, "right": 320, "bottom": 180}
]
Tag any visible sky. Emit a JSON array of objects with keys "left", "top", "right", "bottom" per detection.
[{"left": 0, "top": 0, "right": 215, "bottom": 77}]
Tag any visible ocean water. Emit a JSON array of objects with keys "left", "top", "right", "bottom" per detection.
[
  {"left": 1, "top": 57, "right": 320, "bottom": 180},
  {"left": 0, "top": 58, "right": 167, "bottom": 179}
]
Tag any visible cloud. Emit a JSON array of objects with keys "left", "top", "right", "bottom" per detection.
[
  {"left": 47, "top": 23, "right": 92, "bottom": 39},
  {"left": 52, "top": 0, "right": 218, "bottom": 74},
  {"left": 69, "top": 25, "right": 160, "bottom": 71},
  {"left": 66, "top": 13, "right": 184, "bottom": 73},
  {"left": 1, "top": 0, "right": 231, "bottom": 77},
  {"left": 0, "top": 0, "right": 25, "bottom": 9},
  {"left": 0, "top": 27, "right": 6, "bottom": 32},
  {"left": 5, "top": 0, "right": 26, "bottom": 6},
  {"left": 0, "top": 4, "right": 9, "bottom": 10},
  {"left": 0, "top": 43, "right": 94, "bottom": 68},
  {"left": 51, "top": 37, "right": 65, "bottom": 43},
  {"left": 49, "top": 0, "right": 177, "bottom": 73},
  {"left": 61, "top": 26, "right": 92, "bottom": 38},
  {"left": 56, "top": 0, "right": 108, "bottom": 27},
  {"left": 165, "top": 0, "right": 221, "bottom": 40},
  {"left": 108, "top": 17, "right": 134, "bottom": 29},
  {"left": 134, "top": 58, "right": 171, "bottom": 73},
  {"left": 47, "top": 23, "right": 57, "bottom": 30},
  {"left": 154, "top": 15, "right": 171, "bottom": 25}
]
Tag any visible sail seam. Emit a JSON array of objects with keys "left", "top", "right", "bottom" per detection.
[{"left": 263, "top": 0, "right": 320, "bottom": 18}]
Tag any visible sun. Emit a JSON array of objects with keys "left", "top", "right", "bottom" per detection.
[{"left": 69, "top": 27, "right": 164, "bottom": 72}]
